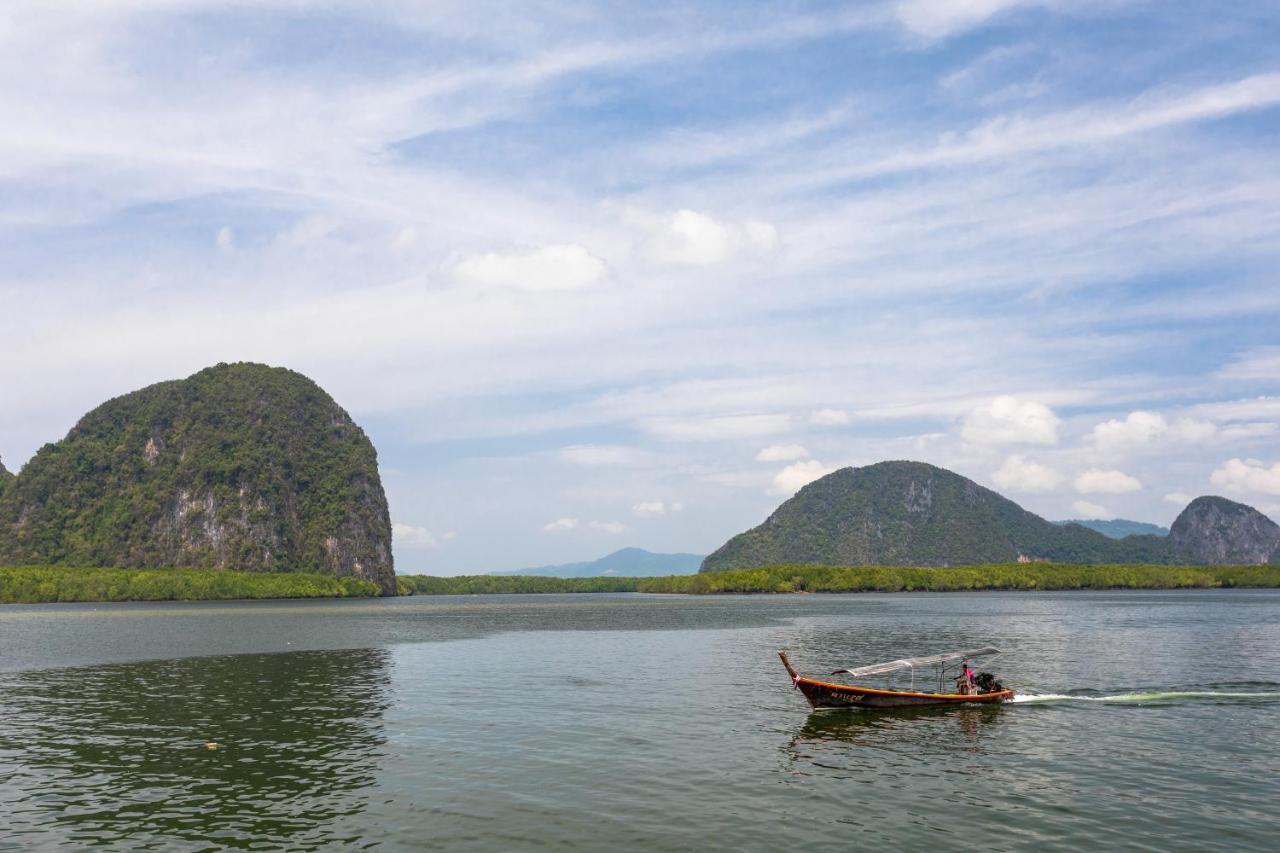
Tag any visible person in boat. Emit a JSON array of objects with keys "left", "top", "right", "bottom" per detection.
[{"left": 955, "top": 660, "right": 977, "bottom": 695}]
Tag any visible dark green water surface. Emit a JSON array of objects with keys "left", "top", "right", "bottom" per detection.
[{"left": 1, "top": 591, "right": 1277, "bottom": 850}]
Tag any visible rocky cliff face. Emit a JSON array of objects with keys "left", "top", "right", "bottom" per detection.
[
  {"left": 0, "top": 363, "right": 396, "bottom": 594},
  {"left": 700, "top": 460, "right": 1171, "bottom": 572},
  {"left": 1169, "top": 496, "right": 1280, "bottom": 565}
]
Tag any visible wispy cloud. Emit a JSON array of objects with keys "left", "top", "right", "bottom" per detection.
[
  {"left": 795, "top": 73, "right": 1280, "bottom": 192},
  {"left": 3, "top": 1, "right": 1280, "bottom": 572}
]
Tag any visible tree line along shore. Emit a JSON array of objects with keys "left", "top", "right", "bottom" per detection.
[
  {"left": 403, "top": 563, "right": 1280, "bottom": 595},
  {"left": 0, "top": 566, "right": 381, "bottom": 604},
  {"left": 2, "top": 563, "right": 1277, "bottom": 604}
]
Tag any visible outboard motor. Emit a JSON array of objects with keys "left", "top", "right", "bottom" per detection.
[{"left": 974, "top": 672, "right": 1003, "bottom": 693}]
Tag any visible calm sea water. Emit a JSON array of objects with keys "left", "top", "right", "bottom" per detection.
[{"left": 1, "top": 590, "right": 1277, "bottom": 851}]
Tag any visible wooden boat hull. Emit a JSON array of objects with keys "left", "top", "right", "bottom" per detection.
[{"left": 780, "top": 652, "right": 1013, "bottom": 710}]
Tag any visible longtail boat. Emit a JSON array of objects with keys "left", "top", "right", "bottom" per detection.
[{"left": 779, "top": 647, "right": 1014, "bottom": 710}]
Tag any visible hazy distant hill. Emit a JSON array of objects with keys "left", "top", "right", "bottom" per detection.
[
  {"left": 495, "top": 547, "right": 704, "bottom": 577},
  {"left": 1055, "top": 519, "right": 1170, "bottom": 539},
  {"left": 702, "top": 460, "right": 1278, "bottom": 572},
  {"left": 0, "top": 363, "right": 397, "bottom": 595}
]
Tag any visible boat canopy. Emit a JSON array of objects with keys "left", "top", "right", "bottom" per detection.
[{"left": 832, "top": 646, "right": 1000, "bottom": 677}]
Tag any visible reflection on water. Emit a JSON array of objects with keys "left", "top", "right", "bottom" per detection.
[
  {"left": 0, "top": 649, "right": 390, "bottom": 849},
  {"left": 796, "top": 704, "right": 1006, "bottom": 744},
  {"left": 785, "top": 705, "right": 1007, "bottom": 776}
]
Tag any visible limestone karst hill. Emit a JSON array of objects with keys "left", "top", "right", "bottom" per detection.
[
  {"left": 1169, "top": 495, "right": 1280, "bottom": 565},
  {"left": 0, "top": 363, "right": 396, "bottom": 595},
  {"left": 701, "top": 460, "right": 1276, "bottom": 573}
]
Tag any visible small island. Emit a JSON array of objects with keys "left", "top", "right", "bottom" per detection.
[{"left": 0, "top": 363, "right": 396, "bottom": 600}]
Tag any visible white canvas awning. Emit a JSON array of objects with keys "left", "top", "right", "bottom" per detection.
[{"left": 832, "top": 646, "right": 999, "bottom": 677}]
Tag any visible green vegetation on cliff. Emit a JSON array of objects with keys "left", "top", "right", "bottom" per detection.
[
  {"left": 701, "top": 461, "right": 1173, "bottom": 572},
  {"left": 701, "top": 461, "right": 1280, "bottom": 573},
  {"left": 641, "top": 563, "right": 1280, "bottom": 594},
  {"left": 0, "top": 458, "right": 12, "bottom": 498},
  {"left": 1169, "top": 495, "right": 1280, "bottom": 564},
  {"left": 0, "top": 565, "right": 380, "bottom": 604},
  {"left": 0, "top": 363, "right": 396, "bottom": 594}
]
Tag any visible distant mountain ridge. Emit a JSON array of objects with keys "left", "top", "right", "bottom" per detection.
[
  {"left": 702, "top": 460, "right": 1278, "bottom": 572},
  {"left": 495, "top": 547, "right": 704, "bottom": 577},
  {"left": 1054, "top": 519, "right": 1170, "bottom": 539}
]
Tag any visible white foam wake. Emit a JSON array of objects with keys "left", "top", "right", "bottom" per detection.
[{"left": 1013, "top": 690, "right": 1280, "bottom": 704}]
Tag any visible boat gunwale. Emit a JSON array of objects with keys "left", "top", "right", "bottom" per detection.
[{"left": 794, "top": 674, "right": 1013, "bottom": 702}]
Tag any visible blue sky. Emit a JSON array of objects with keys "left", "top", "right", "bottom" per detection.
[{"left": 2, "top": 1, "right": 1279, "bottom": 573}]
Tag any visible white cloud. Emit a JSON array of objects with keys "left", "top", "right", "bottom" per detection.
[
  {"left": 452, "top": 244, "right": 607, "bottom": 291},
  {"left": 800, "top": 73, "right": 1280, "bottom": 191},
  {"left": 1092, "top": 411, "right": 1168, "bottom": 450},
  {"left": 273, "top": 215, "right": 340, "bottom": 250},
  {"left": 1219, "top": 346, "right": 1280, "bottom": 380},
  {"left": 1218, "top": 422, "right": 1278, "bottom": 441},
  {"left": 771, "top": 460, "right": 836, "bottom": 495},
  {"left": 642, "top": 413, "right": 791, "bottom": 442},
  {"left": 756, "top": 443, "right": 810, "bottom": 462},
  {"left": 743, "top": 220, "right": 779, "bottom": 251},
  {"left": 1090, "top": 411, "right": 1272, "bottom": 447},
  {"left": 391, "top": 226, "right": 417, "bottom": 250},
  {"left": 1075, "top": 468, "right": 1142, "bottom": 494},
  {"left": 1192, "top": 397, "right": 1280, "bottom": 421},
  {"left": 641, "top": 209, "right": 777, "bottom": 266},
  {"left": 542, "top": 517, "right": 579, "bottom": 533},
  {"left": 810, "top": 408, "right": 850, "bottom": 426},
  {"left": 1071, "top": 500, "right": 1111, "bottom": 519},
  {"left": 559, "top": 444, "right": 644, "bottom": 466},
  {"left": 1164, "top": 492, "right": 1193, "bottom": 505},
  {"left": 991, "top": 454, "right": 1061, "bottom": 492},
  {"left": 393, "top": 523, "right": 445, "bottom": 549},
  {"left": 1171, "top": 418, "right": 1217, "bottom": 442},
  {"left": 1210, "top": 458, "right": 1280, "bottom": 495},
  {"left": 895, "top": 0, "right": 1041, "bottom": 39},
  {"left": 215, "top": 226, "right": 234, "bottom": 253},
  {"left": 637, "top": 500, "right": 683, "bottom": 514},
  {"left": 962, "top": 396, "right": 1059, "bottom": 445},
  {"left": 589, "top": 520, "right": 627, "bottom": 534}
]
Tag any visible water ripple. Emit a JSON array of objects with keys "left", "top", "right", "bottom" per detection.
[{"left": 0, "top": 649, "right": 391, "bottom": 849}]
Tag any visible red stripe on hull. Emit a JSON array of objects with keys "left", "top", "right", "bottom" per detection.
[{"left": 796, "top": 677, "right": 1013, "bottom": 709}]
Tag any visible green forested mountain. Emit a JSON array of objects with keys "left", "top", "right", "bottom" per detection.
[
  {"left": 699, "top": 461, "right": 1262, "bottom": 572},
  {"left": 0, "top": 363, "right": 396, "bottom": 594},
  {"left": 0, "top": 458, "right": 13, "bottom": 497},
  {"left": 1054, "top": 519, "right": 1170, "bottom": 539}
]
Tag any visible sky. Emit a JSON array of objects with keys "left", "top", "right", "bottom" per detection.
[{"left": 2, "top": 1, "right": 1279, "bottom": 574}]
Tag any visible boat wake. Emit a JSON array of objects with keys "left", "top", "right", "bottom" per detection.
[{"left": 1013, "top": 689, "right": 1280, "bottom": 704}]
